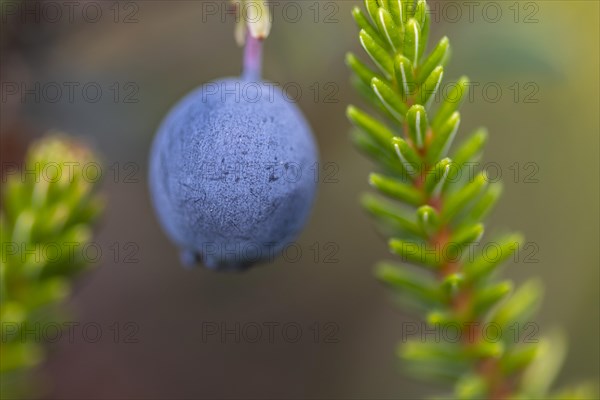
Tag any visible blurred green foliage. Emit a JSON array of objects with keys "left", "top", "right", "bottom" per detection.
[{"left": 0, "top": 134, "right": 103, "bottom": 398}]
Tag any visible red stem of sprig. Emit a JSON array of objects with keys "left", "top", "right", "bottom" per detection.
[{"left": 405, "top": 123, "right": 516, "bottom": 399}]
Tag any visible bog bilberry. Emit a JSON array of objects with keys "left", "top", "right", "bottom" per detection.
[{"left": 149, "top": 13, "right": 318, "bottom": 271}]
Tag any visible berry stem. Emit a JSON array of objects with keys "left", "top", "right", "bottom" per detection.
[{"left": 243, "top": 32, "right": 263, "bottom": 82}]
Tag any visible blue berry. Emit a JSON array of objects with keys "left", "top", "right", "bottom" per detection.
[{"left": 149, "top": 78, "right": 318, "bottom": 271}]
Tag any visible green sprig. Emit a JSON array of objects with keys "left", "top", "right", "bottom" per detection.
[
  {"left": 0, "top": 134, "right": 103, "bottom": 398},
  {"left": 346, "top": 1, "right": 594, "bottom": 398}
]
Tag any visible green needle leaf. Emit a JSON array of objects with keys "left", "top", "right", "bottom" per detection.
[
  {"left": 362, "top": 194, "right": 422, "bottom": 236},
  {"left": 442, "top": 172, "right": 489, "bottom": 223},
  {"left": 352, "top": 6, "right": 389, "bottom": 50},
  {"left": 394, "top": 55, "right": 416, "bottom": 101},
  {"left": 346, "top": 52, "right": 382, "bottom": 87},
  {"left": 427, "top": 310, "right": 457, "bottom": 326},
  {"left": 521, "top": 331, "right": 567, "bottom": 397},
  {"left": 427, "top": 111, "right": 461, "bottom": 164},
  {"left": 403, "top": 18, "right": 421, "bottom": 67},
  {"left": 392, "top": 137, "right": 422, "bottom": 177},
  {"left": 417, "top": 205, "right": 440, "bottom": 237},
  {"left": 388, "top": 0, "right": 407, "bottom": 26},
  {"left": 468, "top": 341, "right": 505, "bottom": 360},
  {"left": 364, "top": 0, "right": 381, "bottom": 26},
  {"left": 463, "top": 182, "right": 503, "bottom": 225},
  {"left": 432, "top": 76, "right": 470, "bottom": 130},
  {"left": 442, "top": 224, "right": 484, "bottom": 265},
  {"left": 2, "top": 178, "right": 26, "bottom": 223},
  {"left": 450, "top": 223, "right": 484, "bottom": 248},
  {"left": 500, "top": 343, "right": 539, "bottom": 375},
  {"left": 455, "top": 375, "right": 488, "bottom": 399},
  {"left": 372, "top": 77, "right": 409, "bottom": 121},
  {"left": 472, "top": 280, "right": 513, "bottom": 317},
  {"left": 417, "top": 66, "right": 444, "bottom": 108},
  {"left": 351, "top": 128, "right": 389, "bottom": 161},
  {"left": 452, "top": 128, "right": 488, "bottom": 167},
  {"left": 492, "top": 279, "right": 543, "bottom": 330},
  {"left": 417, "top": 36, "right": 450, "bottom": 84},
  {"left": 11, "top": 210, "right": 35, "bottom": 246},
  {"left": 378, "top": 8, "right": 402, "bottom": 51},
  {"left": 464, "top": 233, "right": 524, "bottom": 281},
  {"left": 369, "top": 173, "right": 424, "bottom": 205},
  {"left": 360, "top": 29, "right": 395, "bottom": 78},
  {"left": 347, "top": 106, "right": 396, "bottom": 150},
  {"left": 413, "top": 0, "right": 428, "bottom": 28},
  {"left": 376, "top": 262, "right": 442, "bottom": 304},
  {"left": 389, "top": 238, "right": 440, "bottom": 268},
  {"left": 0, "top": 342, "right": 43, "bottom": 373},
  {"left": 424, "top": 158, "right": 453, "bottom": 197},
  {"left": 441, "top": 273, "right": 465, "bottom": 294},
  {"left": 406, "top": 105, "right": 428, "bottom": 149},
  {"left": 378, "top": 0, "right": 391, "bottom": 11},
  {"left": 352, "top": 131, "right": 407, "bottom": 179},
  {"left": 401, "top": 341, "right": 466, "bottom": 366},
  {"left": 398, "top": 335, "right": 469, "bottom": 381},
  {"left": 413, "top": 0, "right": 430, "bottom": 55},
  {"left": 351, "top": 77, "right": 401, "bottom": 123}
]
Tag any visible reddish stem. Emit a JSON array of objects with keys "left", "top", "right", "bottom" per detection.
[
  {"left": 411, "top": 128, "right": 514, "bottom": 399},
  {"left": 243, "top": 33, "right": 263, "bottom": 82}
]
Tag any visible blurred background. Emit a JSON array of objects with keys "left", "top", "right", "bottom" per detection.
[{"left": 1, "top": 0, "right": 598, "bottom": 398}]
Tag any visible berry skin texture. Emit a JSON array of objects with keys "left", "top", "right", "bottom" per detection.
[{"left": 149, "top": 78, "right": 319, "bottom": 271}]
